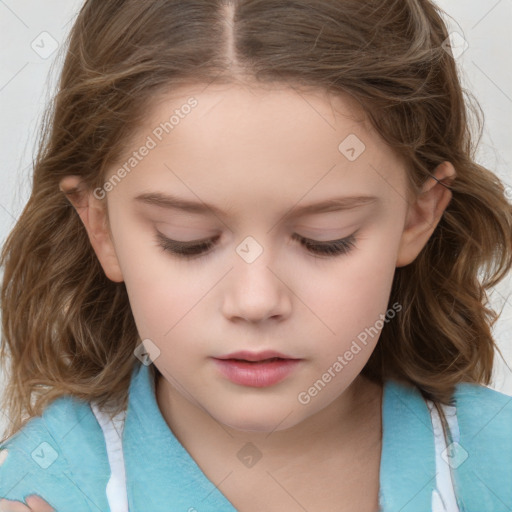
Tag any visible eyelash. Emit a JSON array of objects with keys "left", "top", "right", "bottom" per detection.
[{"left": 155, "top": 231, "right": 357, "bottom": 260}]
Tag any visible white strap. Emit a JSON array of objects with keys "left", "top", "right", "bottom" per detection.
[
  {"left": 91, "top": 402, "right": 129, "bottom": 512},
  {"left": 426, "top": 400, "right": 460, "bottom": 512}
]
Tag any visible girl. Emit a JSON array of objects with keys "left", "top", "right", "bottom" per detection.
[{"left": 1, "top": 0, "right": 511, "bottom": 511}]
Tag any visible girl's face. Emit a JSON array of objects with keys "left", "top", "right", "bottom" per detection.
[{"left": 75, "top": 83, "right": 453, "bottom": 432}]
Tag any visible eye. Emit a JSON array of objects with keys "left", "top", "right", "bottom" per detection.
[
  {"left": 291, "top": 233, "right": 357, "bottom": 258},
  {"left": 155, "top": 231, "right": 358, "bottom": 260},
  {"left": 155, "top": 231, "right": 219, "bottom": 260}
]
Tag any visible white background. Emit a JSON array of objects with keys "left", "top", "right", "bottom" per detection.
[{"left": 0, "top": 1, "right": 511, "bottom": 438}]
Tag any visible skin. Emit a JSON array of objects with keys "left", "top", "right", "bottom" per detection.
[{"left": 3, "top": 82, "right": 455, "bottom": 511}]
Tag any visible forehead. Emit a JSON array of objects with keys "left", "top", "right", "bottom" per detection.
[
  {"left": 141, "top": 82, "right": 368, "bottom": 142},
  {"left": 107, "top": 83, "right": 409, "bottom": 214}
]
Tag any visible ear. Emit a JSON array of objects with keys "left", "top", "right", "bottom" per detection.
[
  {"left": 396, "top": 162, "right": 456, "bottom": 268},
  {"left": 59, "top": 175, "right": 124, "bottom": 282}
]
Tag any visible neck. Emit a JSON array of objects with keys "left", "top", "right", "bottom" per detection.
[{"left": 155, "top": 371, "right": 383, "bottom": 469}]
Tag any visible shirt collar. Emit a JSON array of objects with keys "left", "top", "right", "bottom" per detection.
[
  {"left": 378, "top": 378, "right": 437, "bottom": 511},
  {"left": 124, "top": 362, "right": 238, "bottom": 511},
  {"left": 123, "top": 362, "right": 436, "bottom": 511}
]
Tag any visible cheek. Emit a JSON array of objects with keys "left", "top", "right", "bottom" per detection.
[
  {"left": 296, "top": 230, "right": 400, "bottom": 344},
  {"left": 124, "top": 262, "right": 207, "bottom": 343},
  {"left": 111, "top": 222, "right": 201, "bottom": 340}
]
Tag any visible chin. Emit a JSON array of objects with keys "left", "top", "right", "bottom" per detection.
[
  {"left": 224, "top": 420, "right": 285, "bottom": 433},
  {"left": 215, "top": 408, "right": 303, "bottom": 434}
]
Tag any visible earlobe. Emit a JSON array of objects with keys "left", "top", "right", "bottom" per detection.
[
  {"left": 396, "top": 162, "right": 456, "bottom": 268},
  {"left": 59, "top": 175, "right": 124, "bottom": 282}
]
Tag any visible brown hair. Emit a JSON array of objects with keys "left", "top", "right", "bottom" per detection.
[{"left": 1, "top": 0, "right": 511, "bottom": 444}]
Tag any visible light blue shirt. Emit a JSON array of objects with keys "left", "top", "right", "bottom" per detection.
[{"left": 1, "top": 361, "right": 511, "bottom": 511}]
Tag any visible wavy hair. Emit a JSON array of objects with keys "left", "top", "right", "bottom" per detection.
[{"left": 1, "top": 0, "right": 511, "bottom": 444}]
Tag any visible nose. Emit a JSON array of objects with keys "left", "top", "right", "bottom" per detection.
[{"left": 220, "top": 242, "right": 293, "bottom": 324}]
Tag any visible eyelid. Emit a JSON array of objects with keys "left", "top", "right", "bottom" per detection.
[
  {"left": 155, "top": 231, "right": 219, "bottom": 254},
  {"left": 155, "top": 231, "right": 214, "bottom": 246},
  {"left": 155, "top": 231, "right": 353, "bottom": 247},
  {"left": 291, "top": 232, "right": 357, "bottom": 258},
  {"left": 292, "top": 233, "right": 350, "bottom": 245}
]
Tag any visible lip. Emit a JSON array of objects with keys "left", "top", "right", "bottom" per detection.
[
  {"left": 215, "top": 350, "right": 296, "bottom": 362},
  {"left": 212, "top": 350, "right": 301, "bottom": 388}
]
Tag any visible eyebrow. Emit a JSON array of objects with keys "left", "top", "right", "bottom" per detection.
[{"left": 133, "top": 192, "right": 378, "bottom": 218}]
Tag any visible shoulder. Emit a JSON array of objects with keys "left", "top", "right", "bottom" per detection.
[
  {"left": 0, "top": 394, "right": 111, "bottom": 511},
  {"left": 452, "top": 381, "right": 512, "bottom": 437},
  {"left": 385, "top": 377, "right": 512, "bottom": 431},
  {"left": 383, "top": 378, "right": 512, "bottom": 508}
]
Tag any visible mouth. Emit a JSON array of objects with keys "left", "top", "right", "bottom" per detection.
[{"left": 212, "top": 352, "right": 301, "bottom": 387}]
